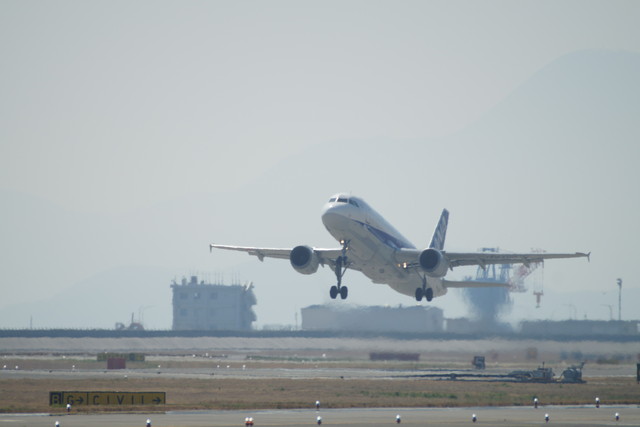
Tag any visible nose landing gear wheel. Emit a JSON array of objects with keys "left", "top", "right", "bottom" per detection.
[
  {"left": 330, "top": 286, "right": 339, "bottom": 299},
  {"left": 329, "top": 240, "right": 350, "bottom": 300},
  {"left": 339, "top": 286, "right": 348, "bottom": 300},
  {"left": 330, "top": 285, "right": 349, "bottom": 300},
  {"left": 415, "top": 287, "right": 424, "bottom": 301}
]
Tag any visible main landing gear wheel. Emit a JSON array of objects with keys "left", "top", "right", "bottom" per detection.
[
  {"left": 416, "top": 276, "right": 434, "bottom": 302},
  {"left": 425, "top": 287, "right": 433, "bottom": 302}
]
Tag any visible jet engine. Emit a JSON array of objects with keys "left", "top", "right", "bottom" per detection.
[
  {"left": 290, "top": 245, "right": 320, "bottom": 275},
  {"left": 419, "top": 248, "right": 449, "bottom": 277}
]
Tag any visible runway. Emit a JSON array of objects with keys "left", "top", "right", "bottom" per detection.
[{"left": 1, "top": 406, "right": 639, "bottom": 427}]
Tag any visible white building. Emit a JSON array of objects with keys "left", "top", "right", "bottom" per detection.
[
  {"left": 301, "top": 305, "right": 443, "bottom": 333},
  {"left": 171, "top": 276, "right": 256, "bottom": 331}
]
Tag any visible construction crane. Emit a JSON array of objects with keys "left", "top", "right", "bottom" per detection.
[{"left": 472, "top": 248, "right": 545, "bottom": 307}]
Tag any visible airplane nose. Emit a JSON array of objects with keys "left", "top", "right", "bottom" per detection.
[
  {"left": 321, "top": 206, "right": 336, "bottom": 227},
  {"left": 321, "top": 203, "right": 349, "bottom": 229}
]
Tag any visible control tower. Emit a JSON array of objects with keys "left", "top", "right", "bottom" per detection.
[{"left": 171, "top": 276, "right": 256, "bottom": 331}]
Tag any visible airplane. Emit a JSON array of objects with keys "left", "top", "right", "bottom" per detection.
[{"left": 210, "top": 194, "right": 589, "bottom": 302}]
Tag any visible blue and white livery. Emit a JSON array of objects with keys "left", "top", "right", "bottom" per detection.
[{"left": 210, "top": 193, "right": 589, "bottom": 302}]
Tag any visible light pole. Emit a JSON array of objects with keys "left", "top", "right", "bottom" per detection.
[
  {"left": 617, "top": 278, "right": 622, "bottom": 321},
  {"left": 564, "top": 304, "right": 577, "bottom": 320}
]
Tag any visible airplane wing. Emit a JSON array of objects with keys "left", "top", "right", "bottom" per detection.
[
  {"left": 209, "top": 244, "right": 345, "bottom": 266},
  {"left": 443, "top": 251, "right": 590, "bottom": 268},
  {"left": 395, "top": 249, "right": 589, "bottom": 270},
  {"left": 210, "top": 244, "right": 291, "bottom": 261}
]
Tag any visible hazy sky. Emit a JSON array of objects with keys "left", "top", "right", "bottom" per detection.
[
  {"left": 1, "top": 1, "right": 639, "bottom": 329},
  {"left": 3, "top": 1, "right": 638, "bottom": 212}
]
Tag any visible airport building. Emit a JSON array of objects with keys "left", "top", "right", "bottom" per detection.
[
  {"left": 519, "top": 319, "right": 640, "bottom": 337},
  {"left": 171, "top": 276, "right": 256, "bottom": 331},
  {"left": 301, "top": 304, "right": 444, "bottom": 333},
  {"left": 445, "top": 317, "right": 513, "bottom": 335}
]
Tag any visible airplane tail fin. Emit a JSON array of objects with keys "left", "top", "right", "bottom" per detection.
[{"left": 429, "top": 209, "right": 449, "bottom": 250}]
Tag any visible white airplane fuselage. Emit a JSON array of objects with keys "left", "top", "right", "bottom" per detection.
[{"left": 321, "top": 196, "right": 446, "bottom": 299}]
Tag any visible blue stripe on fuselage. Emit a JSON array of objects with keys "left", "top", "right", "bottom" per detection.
[{"left": 353, "top": 220, "right": 414, "bottom": 250}]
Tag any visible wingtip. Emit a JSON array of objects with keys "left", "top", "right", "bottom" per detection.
[{"left": 578, "top": 251, "right": 591, "bottom": 262}]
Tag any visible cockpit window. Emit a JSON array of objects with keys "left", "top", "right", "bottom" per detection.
[{"left": 330, "top": 196, "right": 358, "bottom": 206}]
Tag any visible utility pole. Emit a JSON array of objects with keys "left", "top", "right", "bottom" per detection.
[{"left": 617, "top": 278, "right": 622, "bottom": 321}]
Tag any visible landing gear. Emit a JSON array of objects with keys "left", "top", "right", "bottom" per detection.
[
  {"left": 329, "top": 285, "right": 349, "bottom": 299},
  {"left": 330, "top": 286, "right": 339, "bottom": 299},
  {"left": 329, "top": 285, "right": 348, "bottom": 300},
  {"left": 415, "top": 276, "right": 433, "bottom": 302},
  {"left": 330, "top": 240, "right": 349, "bottom": 300}
]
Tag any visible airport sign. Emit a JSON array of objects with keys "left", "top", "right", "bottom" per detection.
[{"left": 50, "top": 391, "right": 165, "bottom": 406}]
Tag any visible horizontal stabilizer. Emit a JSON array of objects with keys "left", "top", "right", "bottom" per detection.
[{"left": 443, "top": 279, "right": 509, "bottom": 288}]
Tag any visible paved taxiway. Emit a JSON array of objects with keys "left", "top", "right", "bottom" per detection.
[
  {"left": 2, "top": 406, "right": 639, "bottom": 426},
  {"left": 1, "top": 362, "right": 633, "bottom": 381}
]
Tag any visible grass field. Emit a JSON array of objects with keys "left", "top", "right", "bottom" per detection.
[
  {"left": 2, "top": 376, "right": 638, "bottom": 414},
  {"left": 1, "top": 355, "right": 638, "bottom": 414}
]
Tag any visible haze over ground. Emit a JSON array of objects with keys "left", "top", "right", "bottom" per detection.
[{"left": 1, "top": 2, "right": 639, "bottom": 329}]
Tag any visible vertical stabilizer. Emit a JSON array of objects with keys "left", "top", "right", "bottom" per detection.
[{"left": 429, "top": 209, "right": 449, "bottom": 250}]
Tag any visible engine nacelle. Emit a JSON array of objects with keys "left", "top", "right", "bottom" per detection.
[
  {"left": 419, "top": 248, "right": 449, "bottom": 277},
  {"left": 290, "top": 245, "right": 320, "bottom": 275}
]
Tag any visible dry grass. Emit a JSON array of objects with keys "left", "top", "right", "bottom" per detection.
[{"left": 1, "top": 376, "right": 638, "bottom": 414}]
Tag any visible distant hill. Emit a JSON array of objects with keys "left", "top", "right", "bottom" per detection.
[{"left": 0, "top": 265, "right": 174, "bottom": 329}]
